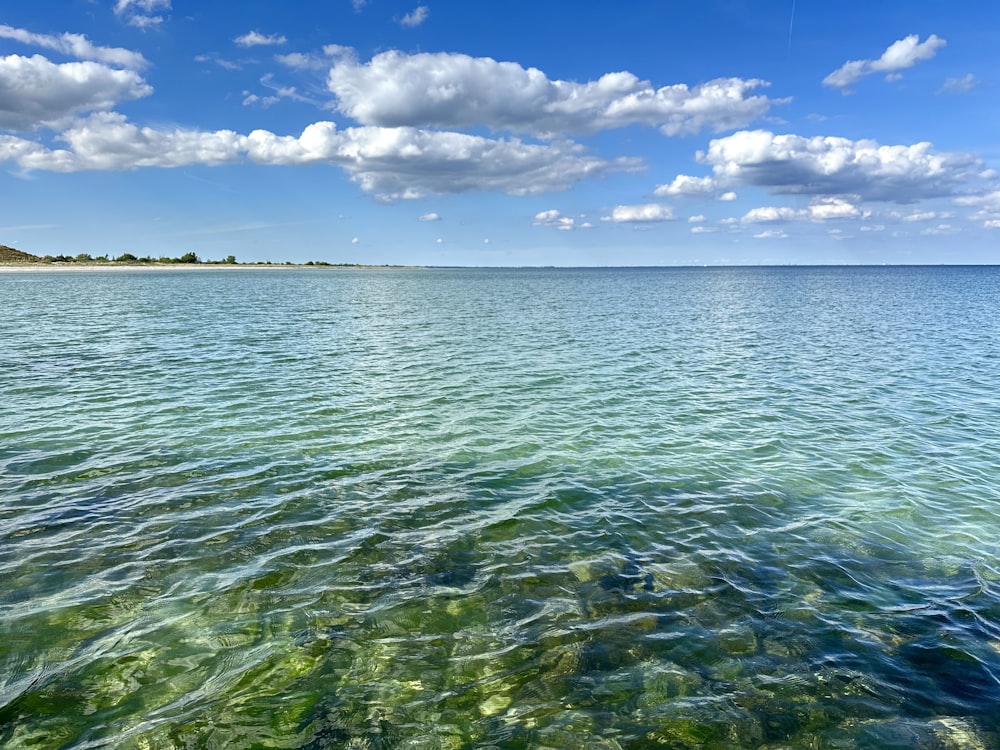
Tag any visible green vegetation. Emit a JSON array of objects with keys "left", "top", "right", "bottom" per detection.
[{"left": 2, "top": 242, "right": 411, "bottom": 268}]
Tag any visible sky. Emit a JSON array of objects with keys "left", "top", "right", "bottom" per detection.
[{"left": 1, "top": 0, "right": 999, "bottom": 266}]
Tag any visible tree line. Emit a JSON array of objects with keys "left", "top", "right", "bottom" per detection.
[{"left": 41, "top": 252, "right": 237, "bottom": 264}]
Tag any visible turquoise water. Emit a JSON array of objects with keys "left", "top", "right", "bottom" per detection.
[{"left": 2, "top": 266, "right": 1000, "bottom": 749}]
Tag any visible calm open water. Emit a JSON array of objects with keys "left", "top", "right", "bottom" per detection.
[{"left": 2, "top": 266, "right": 1000, "bottom": 749}]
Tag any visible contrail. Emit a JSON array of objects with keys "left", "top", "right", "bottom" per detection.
[{"left": 788, "top": 0, "right": 797, "bottom": 57}]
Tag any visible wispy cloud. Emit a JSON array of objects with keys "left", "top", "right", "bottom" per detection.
[
  {"left": 824, "top": 34, "right": 945, "bottom": 92},
  {"left": 114, "top": 0, "right": 171, "bottom": 29},
  {"left": 234, "top": 31, "right": 288, "bottom": 47},
  {"left": 0, "top": 23, "right": 147, "bottom": 68},
  {"left": 399, "top": 6, "right": 430, "bottom": 28},
  {"left": 938, "top": 73, "right": 977, "bottom": 94}
]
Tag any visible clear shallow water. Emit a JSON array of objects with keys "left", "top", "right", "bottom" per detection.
[{"left": 2, "top": 266, "right": 1000, "bottom": 749}]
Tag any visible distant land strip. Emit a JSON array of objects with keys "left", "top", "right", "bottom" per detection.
[{"left": 0, "top": 243, "right": 414, "bottom": 269}]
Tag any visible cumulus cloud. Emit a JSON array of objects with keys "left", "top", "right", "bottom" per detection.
[
  {"left": 719, "top": 191, "right": 737, "bottom": 201},
  {"left": 0, "top": 55, "right": 151, "bottom": 130},
  {"left": 740, "top": 197, "right": 866, "bottom": 224},
  {"left": 247, "top": 123, "right": 639, "bottom": 199},
  {"left": 33, "top": 112, "right": 246, "bottom": 170},
  {"left": 696, "top": 129, "right": 982, "bottom": 203},
  {"left": 688, "top": 214, "right": 706, "bottom": 223},
  {"left": 0, "top": 115, "right": 638, "bottom": 199},
  {"left": 0, "top": 24, "right": 147, "bottom": 69},
  {"left": 533, "top": 209, "right": 576, "bottom": 230},
  {"left": 690, "top": 225, "right": 715, "bottom": 234},
  {"left": 654, "top": 174, "right": 715, "bottom": 196},
  {"left": 823, "top": 34, "right": 946, "bottom": 91},
  {"left": 602, "top": 204, "right": 674, "bottom": 223},
  {"left": 742, "top": 206, "right": 801, "bottom": 223},
  {"left": 114, "top": 0, "right": 171, "bottom": 28},
  {"left": 235, "top": 31, "right": 288, "bottom": 47},
  {"left": 808, "top": 196, "right": 866, "bottom": 220},
  {"left": 399, "top": 6, "right": 429, "bottom": 27},
  {"left": 326, "top": 50, "right": 777, "bottom": 136},
  {"left": 419, "top": 212, "right": 441, "bottom": 221}
]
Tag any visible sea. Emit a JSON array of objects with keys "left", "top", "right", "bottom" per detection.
[{"left": 2, "top": 266, "right": 999, "bottom": 749}]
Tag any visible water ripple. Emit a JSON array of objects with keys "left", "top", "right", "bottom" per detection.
[{"left": 2, "top": 267, "right": 1000, "bottom": 748}]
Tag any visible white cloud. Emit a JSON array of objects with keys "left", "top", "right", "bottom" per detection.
[
  {"left": 114, "top": 0, "right": 169, "bottom": 13},
  {"left": 654, "top": 174, "right": 715, "bottom": 196},
  {"left": 920, "top": 223, "right": 958, "bottom": 235},
  {"left": 246, "top": 123, "right": 639, "bottom": 200},
  {"left": 40, "top": 112, "right": 245, "bottom": 170},
  {"left": 419, "top": 212, "right": 441, "bottom": 221},
  {"left": 326, "top": 50, "right": 777, "bottom": 136},
  {"left": 740, "top": 198, "right": 862, "bottom": 225},
  {"left": 195, "top": 53, "right": 241, "bottom": 71},
  {"left": 352, "top": 237, "right": 359, "bottom": 243},
  {"left": 824, "top": 34, "right": 946, "bottom": 91},
  {"left": 242, "top": 73, "right": 318, "bottom": 108},
  {"left": 741, "top": 197, "right": 866, "bottom": 224},
  {"left": 0, "top": 55, "right": 151, "bottom": 131},
  {"left": 808, "top": 196, "right": 865, "bottom": 220},
  {"left": 938, "top": 73, "right": 978, "bottom": 94},
  {"left": 0, "top": 115, "right": 638, "bottom": 199},
  {"left": 688, "top": 214, "right": 706, "bottom": 223},
  {"left": 955, "top": 189, "right": 1000, "bottom": 227},
  {"left": 691, "top": 225, "right": 715, "bottom": 234},
  {"left": 114, "top": 0, "right": 171, "bottom": 28},
  {"left": 753, "top": 229, "right": 788, "bottom": 239},
  {"left": 742, "top": 206, "right": 802, "bottom": 223},
  {"left": 901, "top": 210, "right": 951, "bottom": 222},
  {"left": 0, "top": 24, "right": 147, "bottom": 69},
  {"left": 235, "top": 31, "right": 288, "bottom": 47},
  {"left": 533, "top": 209, "right": 576, "bottom": 230},
  {"left": 718, "top": 191, "right": 737, "bottom": 201},
  {"left": 276, "top": 45, "right": 355, "bottom": 71},
  {"left": 275, "top": 53, "right": 322, "bottom": 71},
  {"left": 602, "top": 204, "right": 674, "bottom": 223},
  {"left": 698, "top": 129, "right": 983, "bottom": 203},
  {"left": 399, "top": 6, "right": 429, "bottom": 27}
]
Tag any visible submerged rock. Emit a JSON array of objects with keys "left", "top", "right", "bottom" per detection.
[{"left": 597, "top": 555, "right": 655, "bottom": 593}]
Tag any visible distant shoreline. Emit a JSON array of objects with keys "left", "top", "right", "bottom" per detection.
[
  {"left": 2, "top": 262, "right": 998, "bottom": 273},
  {"left": 0, "top": 263, "right": 423, "bottom": 272}
]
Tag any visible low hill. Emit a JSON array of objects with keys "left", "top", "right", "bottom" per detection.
[{"left": 0, "top": 244, "right": 41, "bottom": 263}]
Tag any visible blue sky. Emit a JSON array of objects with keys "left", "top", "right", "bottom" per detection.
[{"left": 2, "top": 0, "right": 999, "bottom": 265}]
